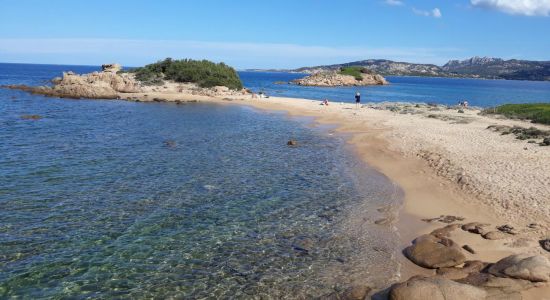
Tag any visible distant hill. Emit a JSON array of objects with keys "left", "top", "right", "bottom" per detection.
[{"left": 256, "top": 57, "right": 550, "bottom": 81}]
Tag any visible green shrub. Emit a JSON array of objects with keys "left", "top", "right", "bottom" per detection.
[
  {"left": 339, "top": 66, "right": 366, "bottom": 81},
  {"left": 483, "top": 103, "right": 550, "bottom": 125},
  {"left": 131, "top": 58, "right": 243, "bottom": 90}
]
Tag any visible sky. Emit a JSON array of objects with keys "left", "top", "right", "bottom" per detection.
[{"left": 0, "top": 0, "right": 549, "bottom": 69}]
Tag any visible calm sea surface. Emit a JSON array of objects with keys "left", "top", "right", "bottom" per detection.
[
  {"left": 0, "top": 64, "right": 401, "bottom": 299},
  {"left": 239, "top": 71, "right": 550, "bottom": 107}
]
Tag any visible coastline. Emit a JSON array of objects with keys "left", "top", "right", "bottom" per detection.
[{"left": 114, "top": 91, "right": 550, "bottom": 297}]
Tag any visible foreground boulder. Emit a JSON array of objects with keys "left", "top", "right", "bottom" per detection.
[
  {"left": 404, "top": 234, "right": 466, "bottom": 268},
  {"left": 488, "top": 254, "right": 550, "bottom": 282},
  {"left": 389, "top": 276, "right": 487, "bottom": 300}
]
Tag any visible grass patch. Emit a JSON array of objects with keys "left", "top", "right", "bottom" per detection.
[
  {"left": 130, "top": 58, "right": 243, "bottom": 90},
  {"left": 339, "top": 66, "right": 374, "bottom": 81},
  {"left": 483, "top": 103, "right": 550, "bottom": 125}
]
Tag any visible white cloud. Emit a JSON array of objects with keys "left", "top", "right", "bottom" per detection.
[
  {"left": 0, "top": 38, "right": 460, "bottom": 68},
  {"left": 384, "top": 0, "right": 404, "bottom": 6},
  {"left": 413, "top": 7, "right": 443, "bottom": 18},
  {"left": 471, "top": 0, "right": 550, "bottom": 16}
]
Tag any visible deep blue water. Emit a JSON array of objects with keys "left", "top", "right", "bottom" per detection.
[
  {"left": 0, "top": 64, "right": 401, "bottom": 298},
  {"left": 239, "top": 71, "right": 550, "bottom": 107}
]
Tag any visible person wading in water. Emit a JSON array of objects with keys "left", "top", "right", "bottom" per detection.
[{"left": 355, "top": 92, "right": 361, "bottom": 109}]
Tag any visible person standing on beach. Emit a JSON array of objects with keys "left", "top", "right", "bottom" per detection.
[{"left": 355, "top": 92, "right": 361, "bottom": 109}]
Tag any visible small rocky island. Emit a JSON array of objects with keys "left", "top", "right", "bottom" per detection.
[
  {"left": 292, "top": 66, "right": 388, "bottom": 87},
  {"left": 2, "top": 58, "right": 249, "bottom": 100}
]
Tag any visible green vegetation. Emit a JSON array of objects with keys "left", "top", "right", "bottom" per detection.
[
  {"left": 483, "top": 103, "right": 550, "bottom": 125},
  {"left": 338, "top": 66, "right": 373, "bottom": 81},
  {"left": 131, "top": 58, "right": 243, "bottom": 90}
]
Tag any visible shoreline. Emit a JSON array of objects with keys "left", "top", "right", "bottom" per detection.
[
  {"left": 8, "top": 86, "right": 550, "bottom": 297},
  {"left": 114, "top": 91, "right": 550, "bottom": 297}
]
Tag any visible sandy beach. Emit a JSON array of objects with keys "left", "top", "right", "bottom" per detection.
[{"left": 115, "top": 90, "right": 550, "bottom": 298}]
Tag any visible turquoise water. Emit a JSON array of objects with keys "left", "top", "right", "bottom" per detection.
[{"left": 0, "top": 64, "right": 401, "bottom": 298}]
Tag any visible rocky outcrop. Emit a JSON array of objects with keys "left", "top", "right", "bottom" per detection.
[
  {"left": 2, "top": 65, "right": 141, "bottom": 99},
  {"left": 292, "top": 71, "right": 388, "bottom": 87},
  {"left": 488, "top": 254, "right": 550, "bottom": 282}
]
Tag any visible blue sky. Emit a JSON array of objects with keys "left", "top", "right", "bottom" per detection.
[{"left": 0, "top": 0, "right": 549, "bottom": 68}]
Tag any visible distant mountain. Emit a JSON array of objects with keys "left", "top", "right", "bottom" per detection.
[{"left": 263, "top": 57, "right": 550, "bottom": 81}]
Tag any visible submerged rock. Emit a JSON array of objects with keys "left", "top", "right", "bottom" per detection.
[
  {"left": 287, "top": 140, "right": 298, "bottom": 146},
  {"left": 404, "top": 234, "right": 466, "bottom": 269},
  {"left": 319, "top": 285, "right": 372, "bottom": 300},
  {"left": 20, "top": 114, "right": 42, "bottom": 120}
]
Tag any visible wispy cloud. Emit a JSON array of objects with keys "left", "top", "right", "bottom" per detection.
[
  {"left": 0, "top": 38, "right": 461, "bottom": 68},
  {"left": 384, "top": 0, "right": 404, "bottom": 6},
  {"left": 413, "top": 7, "right": 443, "bottom": 18},
  {"left": 471, "top": 0, "right": 550, "bottom": 16}
]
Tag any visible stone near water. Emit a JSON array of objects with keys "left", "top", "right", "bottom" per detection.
[
  {"left": 287, "top": 140, "right": 298, "bottom": 146},
  {"left": 430, "top": 224, "right": 461, "bottom": 238},
  {"left": 319, "top": 285, "right": 372, "bottom": 300},
  {"left": 404, "top": 234, "right": 466, "bottom": 269},
  {"left": 488, "top": 254, "right": 550, "bottom": 282},
  {"left": 389, "top": 276, "right": 487, "bottom": 300}
]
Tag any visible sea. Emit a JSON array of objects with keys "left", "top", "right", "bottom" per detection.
[{"left": 1, "top": 63, "right": 550, "bottom": 299}]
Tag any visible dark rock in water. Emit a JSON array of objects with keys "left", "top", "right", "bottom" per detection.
[
  {"left": 389, "top": 276, "right": 487, "bottom": 300},
  {"left": 20, "top": 114, "right": 42, "bottom": 120},
  {"left": 287, "top": 140, "right": 298, "bottom": 146},
  {"left": 374, "top": 217, "right": 393, "bottom": 225},
  {"left": 540, "top": 239, "right": 550, "bottom": 252},
  {"left": 462, "top": 245, "right": 476, "bottom": 254},
  {"left": 153, "top": 98, "right": 166, "bottom": 102},
  {"left": 497, "top": 224, "right": 518, "bottom": 235},
  {"left": 461, "top": 222, "right": 490, "bottom": 235},
  {"left": 163, "top": 140, "right": 177, "bottom": 148},
  {"left": 319, "top": 285, "right": 372, "bottom": 300},
  {"left": 11, "top": 96, "right": 17, "bottom": 99},
  {"left": 488, "top": 254, "right": 550, "bottom": 282},
  {"left": 404, "top": 234, "right": 466, "bottom": 269},
  {"left": 291, "top": 236, "right": 315, "bottom": 254}
]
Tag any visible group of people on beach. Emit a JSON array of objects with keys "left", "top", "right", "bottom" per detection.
[{"left": 253, "top": 89, "right": 363, "bottom": 109}]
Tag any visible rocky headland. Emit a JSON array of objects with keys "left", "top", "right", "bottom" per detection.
[{"left": 292, "top": 70, "right": 388, "bottom": 87}]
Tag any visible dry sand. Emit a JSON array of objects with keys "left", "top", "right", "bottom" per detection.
[{"left": 119, "top": 91, "right": 550, "bottom": 298}]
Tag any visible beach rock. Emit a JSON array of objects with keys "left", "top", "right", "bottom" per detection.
[
  {"left": 482, "top": 231, "right": 508, "bottom": 240},
  {"left": 457, "top": 272, "right": 535, "bottom": 300},
  {"left": 287, "top": 140, "right": 298, "bottom": 146},
  {"left": 430, "top": 224, "right": 461, "bottom": 238},
  {"left": 389, "top": 276, "right": 487, "bottom": 300},
  {"left": 462, "top": 245, "right": 476, "bottom": 254},
  {"left": 422, "top": 215, "right": 464, "bottom": 224},
  {"left": 319, "top": 285, "right": 371, "bottom": 300},
  {"left": 497, "top": 225, "right": 519, "bottom": 235},
  {"left": 540, "top": 239, "right": 550, "bottom": 252},
  {"left": 404, "top": 234, "right": 466, "bottom": 268},
  {"left": 292, "top": 71, "right": 388, "bottom": 87},
  {"left": 436, "top": 260, "right": 487, "bottom": 280},
  {"left": 374, "top": 217, "right": 394, "bottom": 226},
  {"left": 461, "top": 222, "right": 490, "bottom": 235},
  {"left": 488, "top": 254, "right": 550, "bottom": 282},
  {"left": 542, "top": 137, "right": 550, "bottom": 146}
]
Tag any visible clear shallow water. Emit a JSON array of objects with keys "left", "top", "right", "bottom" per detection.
[
  {"left": 0, "top": 64, "right": 401, "bottom": 298},
  {"left": 239, "top": 71, "right": 550, "bottom": 107}
]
